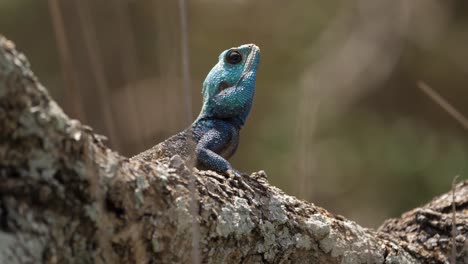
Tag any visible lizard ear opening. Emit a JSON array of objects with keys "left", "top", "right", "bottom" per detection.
[{"left": 217, "top": 81, "right": 229, "bottom": 92}]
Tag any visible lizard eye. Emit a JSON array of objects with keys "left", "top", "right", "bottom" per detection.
[{"left": 225, "top": 50, "right": 242, "bottom": 65}]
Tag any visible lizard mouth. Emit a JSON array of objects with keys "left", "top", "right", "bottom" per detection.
[
  {"left": 231, "top": 44, "right": 260, "bottom": 89},
  {"left": 243, "top": 44, "right": 260, "bottom": 73}
]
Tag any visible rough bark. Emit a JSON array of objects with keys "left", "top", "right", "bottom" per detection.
[{"left": 0, "top": 35, "right": 466, "bottom": 264}]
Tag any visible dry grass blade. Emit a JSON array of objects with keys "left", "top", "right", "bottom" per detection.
[
  {"left": 367, "top": 240, "right": 372, "bottom": 264},
  {"left": 47, "top": 0, "right": 84, "bottom": 119},
  {"left": 178, "top": 0, "right": 193, "bottom": 124},
  {"left": 417, "top": 81, "right": 468, "bottom": 131},
  {"left": 465, "top": 240, "right": 468, "bottom": 264},
  {"left": 177, "top": 0, "right": 199, "bottom": 263},
  {"left": 113, "top": 0, "right": 145, "bottom": 151},
  {"left": 417, "top": 81, "right": 465, "bottom": 263},
  {"left": 451, "top": 175, "right": 459, "bottom": 264},
  {"left": 75, "top": 0, "right": 121, "bottom": 150}
]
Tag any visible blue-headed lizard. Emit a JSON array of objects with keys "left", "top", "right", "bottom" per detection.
[{"left": 133, "top": 44, "right": 260, "bottom": 178}]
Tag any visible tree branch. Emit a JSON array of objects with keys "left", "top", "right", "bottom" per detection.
[{"left": 0, "top": 35, "right": 466, "bottom": 264}]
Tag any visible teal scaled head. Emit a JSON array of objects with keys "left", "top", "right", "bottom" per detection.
[{"left": 197, "top": 44, "right": 260, "bottom": 123}]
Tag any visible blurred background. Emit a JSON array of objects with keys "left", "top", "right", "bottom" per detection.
[{"left": 1, "top": 0, "right": 467, "bottom": 227}]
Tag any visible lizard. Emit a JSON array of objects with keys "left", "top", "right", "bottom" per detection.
[{"left": 132, "top": 44, "right": 260, "bottom": 178}]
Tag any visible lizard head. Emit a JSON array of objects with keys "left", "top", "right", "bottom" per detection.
[{"left": 198, "top": 44, "right": 260, "bottom": 121}]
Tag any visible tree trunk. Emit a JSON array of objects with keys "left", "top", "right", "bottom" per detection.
[{"left": 0, "top": 35, "right": 466, "bottom": 264}]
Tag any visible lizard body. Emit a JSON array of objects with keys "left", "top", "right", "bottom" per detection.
[{"left": 133, "top": 44, "right": 260, "bottom": 176}]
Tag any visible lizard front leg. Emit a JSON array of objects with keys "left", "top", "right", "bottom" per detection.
[
  {"left": 195, "top": 129, "right": 253, "bottom": 192},
  {"left": 195, "top": 128, "right": 235, "bottom": 174}
]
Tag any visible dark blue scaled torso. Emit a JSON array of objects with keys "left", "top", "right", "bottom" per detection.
[{"left": 191, "top": 118, "right": 240, "bottom": 172}]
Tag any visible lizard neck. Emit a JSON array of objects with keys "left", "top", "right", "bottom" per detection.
[
  {"left": 193, "top": 114, "right": 246, "bottom": 130},
  {"left": 194, "top": 96, "right": 253, "bottom": 128}
]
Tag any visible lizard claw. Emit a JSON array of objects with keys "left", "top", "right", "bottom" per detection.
[
  {"left": 226, "top": 169, "right": 254, "bottom": 193},
  {"left": 226, "top": 169, "right": 242, "bottom": 178}
]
